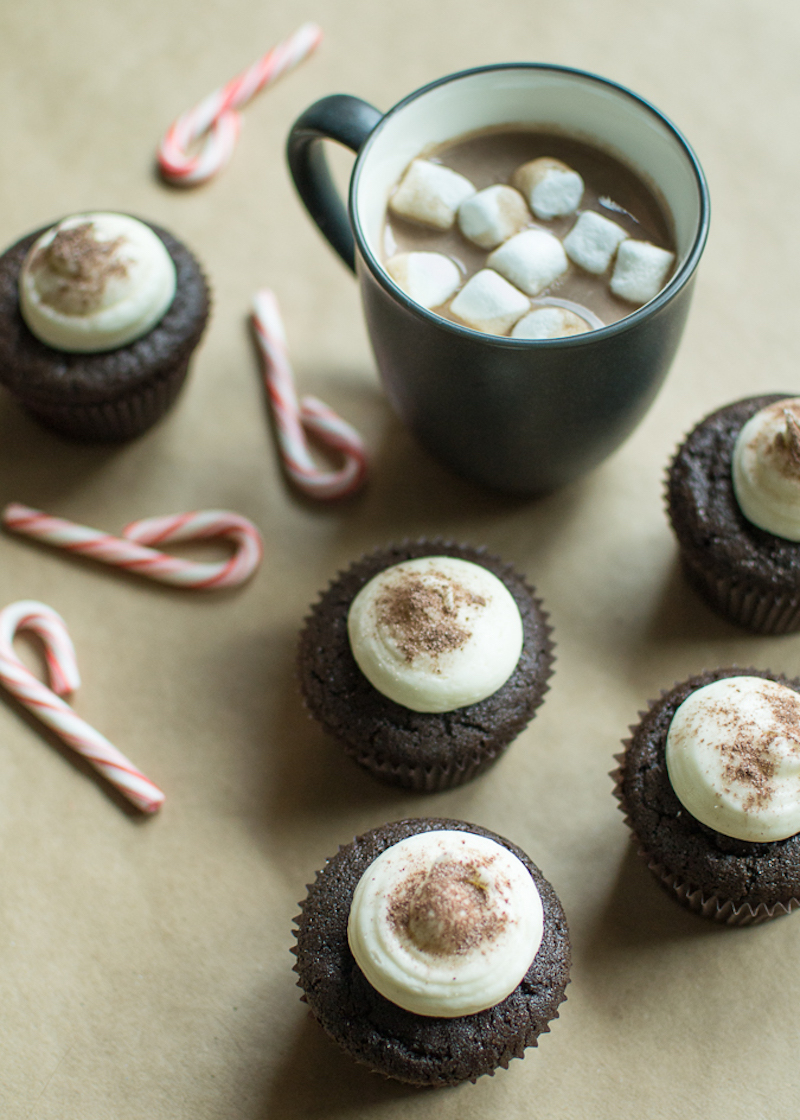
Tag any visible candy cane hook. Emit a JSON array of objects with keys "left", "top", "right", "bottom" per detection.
[
  {"left": 2, "top": 505, "right": 263, "bottom": 590},
  {"left": 252, "top": 289, "right": 368, "bottom": 500},
  {"left": 0, "top": 601, "right": 164, "bottom": 813},
  {"left": 157, "top": 22, "right": 323, "bottom": 186}
]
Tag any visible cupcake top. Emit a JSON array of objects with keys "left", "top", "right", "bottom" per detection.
[
  {"left": 19, "top": 213, "right": 177, "bottom": 353},
  {"left": 666, "top": 676, "right": 800, "bottom": 842},
  {"left": 346, "top": 555, "right": 524, "bottom": 712},
  {"left": 732, "top": 397, "right": 800, "bottom": 541},
  {"left": 347, "top": 829, "right": 543, "bottom": 1017}
]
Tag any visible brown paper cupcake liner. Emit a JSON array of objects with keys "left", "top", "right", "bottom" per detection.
[
  {"left": 349, "top": 719, "right": 525, "bottom": 792},
  {"left": 643, "top": 851, "right": 800, "bottom": 925},
  {"left": 298, "top": 539, "right": 555, "bottom": 792},
  {"left": 21, "top": 348, "right": 195, "bottom": 441},
  {"left": 681, "top": 555, "right": 800, "bottom": 635}
]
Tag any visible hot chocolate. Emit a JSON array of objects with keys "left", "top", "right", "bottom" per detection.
[{"left": 382, "top": 127, "right": 675, "bottom": 334}]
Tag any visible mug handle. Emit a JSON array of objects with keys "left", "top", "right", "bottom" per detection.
[{"left": 286, "top": 95, "right": 383, "bottom": 274}]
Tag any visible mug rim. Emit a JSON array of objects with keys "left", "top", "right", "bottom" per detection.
[{"left": 348, "top": 62, "right": 710, "bottom": 347}]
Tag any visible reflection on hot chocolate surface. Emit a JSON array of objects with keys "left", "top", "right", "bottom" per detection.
[{"left": 383, "top": 127, "right": 676, "bottom": 336}]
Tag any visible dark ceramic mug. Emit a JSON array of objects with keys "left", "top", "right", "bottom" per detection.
[{"left": 287, "top": 64, "right": 709, "bottom": 494}]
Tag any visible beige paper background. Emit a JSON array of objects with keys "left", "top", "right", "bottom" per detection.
[{"left": 1, "top": 1, "right": 799, "bottom": 1116}]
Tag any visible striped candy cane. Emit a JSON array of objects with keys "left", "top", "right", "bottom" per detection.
[
  {"left": 0, "top": 600, "right": 164, "bottom": 813},
  {"left": 252, "top": 289, "right": 368, "bottom": 500},
  {"left": 2, "top": 505, "right": 263, "bottom": 590},
  {"left": 157, "top": 22, "right": 323, "bottom": 186}
]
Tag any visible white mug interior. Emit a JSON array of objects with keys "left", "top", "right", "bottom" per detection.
[{"left": 353, "top": 66, "right": 704, "bottom": 298}]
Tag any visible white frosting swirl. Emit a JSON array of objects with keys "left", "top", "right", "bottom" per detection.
[
  {"left": 731, "top": 398, "right": 800, "bottom": 540},
  {"left": 665, "top": 676, "right": 800, "bottom": 842},
  {"left": 347, "top": 830, "right": 544, "bottom": 1017},
  {"left": 19, "top": 213, "right": 177, "bottom": 352},
  {"left": 346, "top": 556, "right": 524, "bottom": 713}
]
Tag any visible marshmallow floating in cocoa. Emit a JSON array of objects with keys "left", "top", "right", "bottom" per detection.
[
  {"left": 511, "top": 157, "right": 584, "bottom": 220},
  {"left": 449, "top": 269, "right": 529, "bottom": 335},
  {"left": 389, "top": 159, "right": 476, "bottom": 230},
  {"left": 563, "top": 210, "right": 627, "bottom": 275},
  {"left": 487, "top": 229, "right": 569, "bottom": 297},
  {"left": 386, "top": 252, "right": 462, "bottom": 309},
  {"left": 511, "top": 306, "right": 591, "bottom": 340},
  {"left": 457, "top": 185, "right": 530, "bottom": 249},
  {"left": 610, "top": 239, "right": 676, "bottom": 305}
]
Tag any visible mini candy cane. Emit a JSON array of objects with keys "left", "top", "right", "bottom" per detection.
[
  {"left": 252, "top": 289, "right": 368, "bottom": 500},
  {"left": 157, "top": 22, "right": 323, "bottom": 186},
  {"left": 0, "top": 600, "right": 164, "bottom": 813},
  {"left": 2, "top": 504, "right": 263, "bottom": 590}
]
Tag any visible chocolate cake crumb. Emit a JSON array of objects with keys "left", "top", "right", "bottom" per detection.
[{"left": 376, "top": 570, "right": 486, "bottom": 662}]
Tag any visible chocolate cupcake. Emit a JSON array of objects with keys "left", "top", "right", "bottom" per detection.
[
  {"left": 614, "top": 666, "right": 800, "bottom": 924},
  {"left": 297, "top": 540, "right": 554, "bottom": 790},
  {"left": 293, "top": 817, "right": 571, "bottom": 1086},
  {"left": 667, "top": 393, "right": 800, "bottom": 632},
  {"left": 0, "top": 212, "right": 210, "bottom": 440}
]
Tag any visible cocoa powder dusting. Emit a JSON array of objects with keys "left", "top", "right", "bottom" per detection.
[
  {"left": 31, "top": 222, "right": 128, "bottom": 314},
  {"left": 772, "top": 406, "right": 800, "bottom": 476},
  {"left": 388, "top": 856, "right": 507, "bottom": 955},
  {"left": 763, "top": 687, "right": 800, "bottom": 735},
  {"left": 722, "top": 731, "right": 777, "bottom": 812},
  {"left": 376, "top": 571, "right": 486, "bottom": 663},
  {"left": 702, "top": 687, "right": 800, "bottom": 811}
]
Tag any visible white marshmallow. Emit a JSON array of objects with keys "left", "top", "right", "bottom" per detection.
[
  {"left": 511, "top": 306, "right": 591, "bottom": 340},
  {"left": 449, "top": 269, "right": 529, "bottom": 335},
  {"left": 563, "top": 210, "right": 627, "bottom": 275},
  {"left": 386, "top": 252, "right": 462, "bottom": 310},
  {"left": 389, "top": 159, "right": 476, "bottom": 230},
  {"left": 610, "top": 239, "right": 676, "bottom": 305},
  {"left": 457, "top": 185, "right": 530, "bottom": 249},
  {"left": 511, "top": 158, "right": 584, "bottom": 220},
  {"left": 487, "top": 229, "right": 568, "bottom": 296}
]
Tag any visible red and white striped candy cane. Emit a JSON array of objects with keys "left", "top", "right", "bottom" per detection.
[
  {"left": 0, "top": 600, "right": 164, "bottom": 813},
  {"left": 2, "top": 505, "right": 263, "bottom": 590},
  {"left": 252, "top": 289, "right": 368, "bottom": 500},
  {"left": 157, "top": 22, "right": 323, "bottom": 186}
]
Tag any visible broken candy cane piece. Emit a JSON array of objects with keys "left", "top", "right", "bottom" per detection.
[{"left": 0, "top": 600, "right": 164, "bottom": 813}]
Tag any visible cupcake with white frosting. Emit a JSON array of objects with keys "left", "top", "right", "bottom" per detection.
[
  {"left": 293, "top": 817, "right": 571, "bottom": 1085},
  {"left": 0, "top": 212, "right": 209, "bottom": 439},
  {"left": 667, "top": 394, "right": 800, "bottom": 632},
  {"left": 297, "top": 541, "right": 554, "bottom": 790},
  {"left": 614, "top": 666, "right": 800, "bottom": 924}
]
